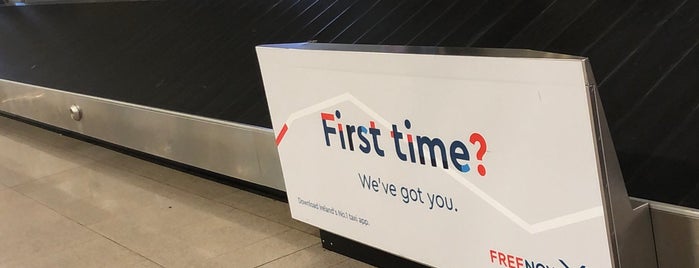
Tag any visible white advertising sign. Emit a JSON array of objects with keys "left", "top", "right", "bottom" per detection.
[{"left": 257, "top": 43, "right": 616, "bottom": 268}]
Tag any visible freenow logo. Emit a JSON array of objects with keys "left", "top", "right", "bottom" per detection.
[
  {"left": 489, "top": 249, "right": 586, "bottom": 268},
  {"left": 320, "top": 109, "right": 488, "bottom": 176}
]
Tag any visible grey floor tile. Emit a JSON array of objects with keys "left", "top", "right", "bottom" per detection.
[
  {"left": 13, "top": 163, "right": 177, "bottom": 225},
  {"left": 168, "top": 208, "right": 290, "bottom": 258},
  {"left": 2, "top": 237, "right": 153, "bottom": 268},
  {"left": 132, "top": 259, "right": 165, "bottom": 268},
  {"left": 0, "top": 187, "right": 41, "bottom": 218},
  {"left": 100, "top": 153, "right": 238, "bottom": 200},
  {"left": 204, "top": 229, "right": 320, "bottom": 268},
  {"left": 216, "top": 190, "right": 319, "bottom": 236},
  {"left": 0, "top": 163, "right": 35, "bottom": 187},
  {"left": 257, "top": 244, "right": 348, "bottom": 268},
  {"left": 88, "top": 214, "right": 210, "bottom": 267},
  {"left": 0, "top": 134, "right": 94, "bottom": 180},
  {"left": 0, "top": 117, "right": 113, "bottom": 163},
  {"left": 0, "top": 190, "right": 99, "bottom": 264}
]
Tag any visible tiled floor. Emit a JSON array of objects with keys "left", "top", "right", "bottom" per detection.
[{"left": 0, "top": 116, "right": 373, "bottom": 268}]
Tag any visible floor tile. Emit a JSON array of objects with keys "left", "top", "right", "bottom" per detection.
[
  {"left": 91, "top": 202, "right": 210, "bottom": 233},
  {"left": 0, "top": 116, "right": 38, "bottom": 139},
  {"left": 216, "top": 189, "right": 319, "bottom": 236},
  {"left": 0, "top": 187, "right": 38, "bottom": 215},
  {"left": 132, "top": 259, "right": 164, "bottom": 268},
  {"left": 0, "top": 164, "right": 35, "bottom": 187},
  {"left": 13, "top": 163, "right": 175, "bottom": 225},
  {"left": 204, "top": 229, "right": 320, "bottom": 268},
  {"left": 88, "top": 202, "right": 291, "bottom": 267},
  {"left": 68, "top": 143, "right": 124, "bottom": 162},
  {"left": 98, "top": 153, "right": 171, "bottom": 183},
  {"left": 2, "top": 237, "right": 152, "bottom": 268},
  {"left": 0, "top": 134, "right": 94, "bottom": 179},
  {"left": 159, "top": 173, "right": 239, "bottom": 201},
  {"left": 0, "top": 117, "right": 112, "bottom": 162},
  {"left": 0, "top": 190, "right": 98, "bottom": 264},
  {"left": 169, "top": 208, "right": 290, "bottom": 258},
  {"left": 100, "top": 153, "right": 239, "bottom": 200},
  {"left": 84, "top": 187, "right": 283, "bottom": 267},
  {"left": 0, "top": 118, "right": 122, "bottom": 184},
  {"left": 88, "top": 214, "right": 208, "bottom": 267},
  {"left": 143, "top": 183, "right": 237, "bottom": 218},
  {"left": 258, "top": 243, "right": 348, "bottom": 268}
]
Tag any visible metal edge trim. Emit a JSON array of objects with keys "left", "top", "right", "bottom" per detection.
[
  {"left": 632, "top": 197, "right": 699, "bottom": 218},
  {"left": 582, "top": 59, "right": 623, "bottom": 267},
  {"left": 0, "top": 78, "right": 285, "bottom": 191},
  {"left": 0, "top": 79, "right": 272, "bottom": 133},
  {"left": 258, "top": 42, "right": 585, "bottom": 59}
]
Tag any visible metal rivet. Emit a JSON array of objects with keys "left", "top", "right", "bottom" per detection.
[{"left": 69, "top": 104, "right": 82, "bottom": 121}]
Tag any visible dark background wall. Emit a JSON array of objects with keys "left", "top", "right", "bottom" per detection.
[{"left": 0, "top": 0, "right": 698, "bottom": 208}]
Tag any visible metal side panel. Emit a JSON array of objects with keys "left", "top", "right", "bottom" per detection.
[
  {"left": 638, "top": 198, "right": 699, "bottom": 268},
  {"left": 584, "top": 59, "right": 657, "bottom": 268},
  {"left": 0, "top": 78, "right": 285, "bottom": 191}
]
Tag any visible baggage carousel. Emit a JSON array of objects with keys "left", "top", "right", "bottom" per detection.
[{"left": 1, "top": 1, "right": 698, "bottom": 266}]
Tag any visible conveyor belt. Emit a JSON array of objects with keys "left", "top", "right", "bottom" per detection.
[{"left": 1, "top": 0, "right": 698, "bottom": 208}]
